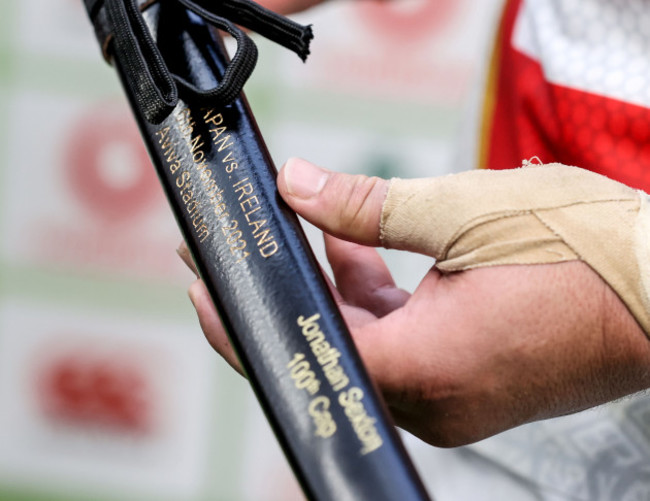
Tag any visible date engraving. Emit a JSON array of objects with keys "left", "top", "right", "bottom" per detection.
[
  {"left": 204, "top": 109, "right": 279, "bottom": 259},
  {"left": 155, "top": 106, "right": 284, "bottom": 263}
]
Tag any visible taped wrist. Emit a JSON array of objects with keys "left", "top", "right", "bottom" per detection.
[{"left": 379, "top": 163, "right": 650, "bottom": 337}]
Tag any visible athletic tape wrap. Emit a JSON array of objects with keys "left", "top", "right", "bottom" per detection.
[{"left": 379, "top": 163, "right": 650, "bottom": 338}]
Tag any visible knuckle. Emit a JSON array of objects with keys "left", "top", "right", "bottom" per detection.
[{"left": 335, "top": 175, "right": 383, "bottom": 229}]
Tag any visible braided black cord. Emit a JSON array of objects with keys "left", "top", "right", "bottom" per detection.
[
  {"left": 89, "top": 0, "right": 313, "bottom": 124},
  {"left": 173, "top": 0, "right": 260, "bottom": 108},
  {"left": 187, "top": 0, "right": 313, "bottom": 60},
  {"left": 106, "top": 0, "right": 178, "bottom": 123}
]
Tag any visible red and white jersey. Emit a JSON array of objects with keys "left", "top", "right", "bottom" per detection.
[
  {"left": 460, "top": 3, "right": 650, "bottom": 499},
  {"left": 480, "top": 0, "right": 650, "bottom": 191}
]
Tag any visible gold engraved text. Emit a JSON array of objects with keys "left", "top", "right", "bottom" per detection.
[
  {"left": 156, "top": 125, "right": 210, "bottom": 243},
  {"left": 296, "top": 313, "right": 384, "bottom": 455},
  {"left": 157, "top": 108, "right": 252, "bottom": 261},
  {"left": 287, "top": 353, "right": 335, "bottom": 439},
  {"left": 297, "top": 314, "right": 349, "bottom": 392},
  {"left": 339, "top": 387, "right": 383, "bottom": 455},
  {"left": 202, "top": 108, "right": 279, "bottom": 259},
  {"left": 308, "top": 396, "right": 337, "bottom": 439},
  {"left": 287, "top": 352, "right": 321, "bottom": 395}
]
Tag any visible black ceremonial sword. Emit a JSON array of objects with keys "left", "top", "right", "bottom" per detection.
[{"left": 82, "top": 1, "right": 433, "bottom": 499}]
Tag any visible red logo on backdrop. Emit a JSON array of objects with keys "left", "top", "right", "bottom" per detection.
[
  {"left": 355, "top": 0, "right": 458, "bottom": 44},
  {"left": 36, "top": 349, "right": 153, "bottom": 434},
  {"left": 64, "top": 102, "right": 160, "bottom": 224}
]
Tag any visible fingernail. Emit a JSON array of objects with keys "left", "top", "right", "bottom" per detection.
[
  {"left": 188, "top": 279, "right": 202, "bottom": 307},
  {"left": 177, "top": 241, "right": 199, "bottom": 277},
  {"left": 283, "top": 158, "right": 329, "bottom": 199}
]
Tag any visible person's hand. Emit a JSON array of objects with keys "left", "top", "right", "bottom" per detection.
[{"left": 182, "top": 158, "right": 650, "bottom": 447}]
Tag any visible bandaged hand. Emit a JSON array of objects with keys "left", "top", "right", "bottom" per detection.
[{"left": 185, "top": 158, "right": 650, "bottom": 447}]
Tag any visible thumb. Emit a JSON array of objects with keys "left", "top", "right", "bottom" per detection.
[{"left": 278, "top": 158, "right": 389, "bottom": 246}]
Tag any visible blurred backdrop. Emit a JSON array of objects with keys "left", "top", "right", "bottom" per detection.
[{"left": 0, "top": 0, "right": 503, "bottom": 499}]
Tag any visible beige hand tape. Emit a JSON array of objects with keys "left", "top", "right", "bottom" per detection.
[{"left": 380, "top": 163, "right": 650, "bottom": 337}]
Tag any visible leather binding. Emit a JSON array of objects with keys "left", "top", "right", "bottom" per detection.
[{"left": 82, "top": 1, "right": 432, "bottom": 500}]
